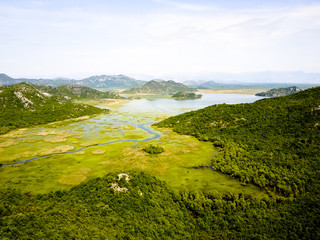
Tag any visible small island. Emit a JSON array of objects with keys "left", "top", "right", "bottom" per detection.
[
  {"left": 255, "top": 86, "right": 301, "bottom": 97},
  {"left": 172, "top": 91, "right": 202, "bottom": 100},
  {"left": 143, "top": 144, "right": 164, "bottom": 154}
]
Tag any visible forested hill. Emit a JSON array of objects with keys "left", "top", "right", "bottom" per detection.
[
  {"left": 172, "top": 91, "right": 202, "bottom": 100},
  {"left": 35, "top": 84, "right": 123, "bottom": 100},
  {"left": 255, "top": 86, "right": 301, "bottom": 97},
  {"left": 156, "top": 87, "right": 320, "bottom": 197},
  {"left": 123, "top": 79, "right": 195, "bottom": 94},
  {"left": 1, "top": 171, "right": 319, "bottom": 239},
  {"left": 0, "top": 82, "right": 107, "bottom": 134}
]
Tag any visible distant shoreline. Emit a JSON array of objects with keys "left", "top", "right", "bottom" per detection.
[{"left": 196, "top": 89, "right": 268, "bottom": 95}]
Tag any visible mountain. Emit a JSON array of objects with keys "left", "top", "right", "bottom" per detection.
[
  {"left": 182, "top": 80, "right": 205, "bottom": 86},
  {"left": 156, "top": 87, "right": 320, "bottom": 196},
  {"left": 172, "top": 91, "right": 202, "bottom": 100},
  {"left": 123, "top": 79, "right": 195, "bottom": 94},
  {"left": 0, "top": 73, "right": 75, "bottom": 86},
  {"left": 0, "top": 73, "right": 13, "bottom": 83},
  {"left": 0, "top": 73, "right": 146, "bottom": 89},
  {"left": 198, "top": 81, "right": 218, "bottom": 87},
  {"left": 182, "top": 80, "right": 217, "bottom": 88},
  {"left": 0, "top": 82, "right": 107, "bottom": 134},
  {"left": 163, "top": 71, "right": 320, "bottom": 84},
  {"left": 35, "top": 85, "right": 123, "bottom": 100},
  {"left": 255, "top": 86, "right": 302, "bottom": 97},
  {"left": 76, "top": 74, "right": 146, "bottom": 88}
]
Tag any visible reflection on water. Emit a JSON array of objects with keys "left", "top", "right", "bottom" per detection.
[{"left": 119, "top": 93, "right": 263, "bottom": 114}]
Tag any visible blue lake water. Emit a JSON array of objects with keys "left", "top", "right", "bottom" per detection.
[{"left": 119, "top": 93, "right": 263, "bottom": 114}]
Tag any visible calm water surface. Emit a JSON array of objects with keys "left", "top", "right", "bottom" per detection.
[{"left": 119, "top": 93, "right": 263, "bottom": 114}]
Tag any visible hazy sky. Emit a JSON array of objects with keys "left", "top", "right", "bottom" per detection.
[{"left": 1, "top": 0, "right": 320, "bottom": 80}]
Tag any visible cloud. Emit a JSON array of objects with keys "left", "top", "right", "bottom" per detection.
[
  {"left": 153, "top": 0, "right": 210, "bottom": 11},
  {"left": 0, "top": 1, "right": 320, "bottom": 78}
]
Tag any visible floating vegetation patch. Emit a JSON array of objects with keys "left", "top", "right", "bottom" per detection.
[{"left": 44, "top": 136, "right": 67, "bottom": 143}]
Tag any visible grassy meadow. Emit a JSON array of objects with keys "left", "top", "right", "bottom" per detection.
[{"left": 0, "top": 99, "right": 268, "bottom": 200}]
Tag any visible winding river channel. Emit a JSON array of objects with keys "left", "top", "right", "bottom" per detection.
[
  {"left": 2, "top": 122, "right": 161, "bottom": 167},
  {"left": 1, "top": 93, "right": 263, "bottom": 167},
  {"left": 1, "top": 93, "right": 269, "bottom": 197}
]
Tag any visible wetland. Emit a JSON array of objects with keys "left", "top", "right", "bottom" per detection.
[{"left": 0, "top": 93, "right": 266, "bottom": 197}]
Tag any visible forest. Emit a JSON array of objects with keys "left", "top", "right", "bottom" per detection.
[
  {"left": 1, "top": 171, "right": 319, "bottom": 239},
  {"left": 0, "top": 83, "right": 108, "bottom": 134},
  {"left": 156, "top": 87, "right": 320, "bottom": 197},
  {"left": 1, "top": 87, "right": 319, "bottom": 239}
]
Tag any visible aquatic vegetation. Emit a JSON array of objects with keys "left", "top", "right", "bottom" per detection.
[
  {"left": 143, "top": 144, "right": 164, "bottom": 154},
  {"left": 0, "top": 94, "right": 271, "bottom": 197}
]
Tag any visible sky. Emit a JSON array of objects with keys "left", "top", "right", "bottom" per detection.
[{"left": 0, "top": 0, "right": 320, "bottom": 81}]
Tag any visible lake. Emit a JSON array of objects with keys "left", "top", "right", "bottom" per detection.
[
  {"left": 0, "top": 93, "right": 268, "bottom": 196},
  {"left": 118, "top": 93, "right": 263, "bottom": 114}
]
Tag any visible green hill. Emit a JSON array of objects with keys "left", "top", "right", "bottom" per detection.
[
  {"left": 256, "top": 86, "right": 301, "bottom": 97},
  {"left": 35, "top": 84, "right": 123, "bottom": 100},
  {"left": 156, "top": 87, "right": 320, "bottom": 196},
  {"left": 0, "top": 82, "right": 108, "bottom": 134},
  {"left": 172, "top": 91, "right": 202, "bottom": 100},
  {"left": 123, "top": 80, "right": 195, "bottom": 95},
  {"left": 1, "top": 85, "right": 319, "bottom": 239},
  {"left": 1, "top": 171, "right": 319, "bottom": 239}
]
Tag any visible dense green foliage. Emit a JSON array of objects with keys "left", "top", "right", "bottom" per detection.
[
  {"left": 156, "top": 87, "right": 320, "bottom": 197},
  {"left": 0, "top": 83, "right": 108, "bottom": 134},
  {"left": 1, "top": 171, "right": 319, "bottom": 239},
  {"left": 35, "top": 84, "right": 123, "bottom": 99},
  {"left": 124, "top": 80, "right": 195, "bottom": 95},
  {"left": 172, "top": 91, "right": 202, "bottom": 100},
  {"left": 1, "top": 85, "right": 319, "bottom": 239},
  {"left": 143, "top": 144, "right": 164, "bottom": 154},
  {"left": 256, "top": 86, "right": 302, "bottom": 97}
]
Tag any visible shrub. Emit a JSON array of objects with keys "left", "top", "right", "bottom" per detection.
[{"left": 143, "top": 145, "right": 164, "bottom": 154}]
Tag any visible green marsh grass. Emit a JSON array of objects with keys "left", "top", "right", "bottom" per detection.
[{"left": 0, "top": 102, "right": 269, "bottom": 199}]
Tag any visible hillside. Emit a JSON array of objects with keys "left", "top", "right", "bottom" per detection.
[
  {"left": 0, "top": 82, "right": 107, "bottom": 134},
  {"left": 77, "top": 74, "right": 146, "bottom": 88},
  {"left": 0, "top": 73, "right": 145, "bottom": 89},
  {"left": 256, "top": 86, "right": 302, "bottom": 97},
  {"left": 35, "top": 84, "right": 123, "bottom": 100},
  {"left": 123, "top": 79, "right": 195, "bottom": 94},
  {"left": 0, "top": 73, "right": 74, "bottom": 86},
  {"left": 172, "top": 91, "right": 202, "bottom": 100},
  {"left": 1, "top": 171, "right": 319, "bottom": 239},
  {"left": 156, "top": 87, "right": 320, "bottom": 197}
]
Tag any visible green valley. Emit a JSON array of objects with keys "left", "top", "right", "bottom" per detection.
[{"left": 0, "top": 86, "right": 319, "bottom": 239}]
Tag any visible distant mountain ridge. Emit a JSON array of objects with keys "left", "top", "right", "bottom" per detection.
[
  {"left": 255, "top": 86, "right": 302, "bottom": 97},
  {"left": 123, "top": 80, "right": 195, "bottom": 95},
  {"left": 170, "top": 71, "right": 320, "bottom": 84},
  {"left": 0, "top": 73, "right": 146, "bottom": 89}
]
